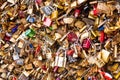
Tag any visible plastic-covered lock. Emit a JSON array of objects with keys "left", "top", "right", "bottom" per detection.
[{"left": 54, "top": 47, "right": 67, "bottom": 67}]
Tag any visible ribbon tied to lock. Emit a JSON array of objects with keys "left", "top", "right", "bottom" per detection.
[{"left": 54, "top": 47, "right": 67, "bottom": 67}]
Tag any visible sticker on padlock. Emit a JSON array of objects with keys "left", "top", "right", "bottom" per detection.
[{"left": 54, "top": 47, "right": 67, "bottom": 67}]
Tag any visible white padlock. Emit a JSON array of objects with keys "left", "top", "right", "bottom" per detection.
[{"left": 54, "top": 47, "right": 67, "bottom": 67}]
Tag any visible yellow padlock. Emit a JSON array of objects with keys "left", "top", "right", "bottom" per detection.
[
  {"left": 91, "top": 30, "right": 97, "bottom": 38},
  {"left": 114, "top": 72, "right": 120, "bottom": 79},
  {"left": 7, "top": 11, "right": 13, "bottom": 17},
  {"left": 51, "top": 10, "right": 58, "bottom": 19}
]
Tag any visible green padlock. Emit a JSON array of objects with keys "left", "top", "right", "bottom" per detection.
[{"left": 25, "top": 29, "right": 35, "bottom": 38}]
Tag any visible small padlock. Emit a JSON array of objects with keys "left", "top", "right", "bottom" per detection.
[
  {"left": 74, "top": 9, "right": 80, "bottom": 18},
  {"left": 51, "top": 10, "right": 58, "bottom": 19},
  {"left": 82, "top": 38, "right": 91, "bottom": 49},
  {"left": 25, "top": 29, "right": 35, "bottom": 38},
  {"left": 54, "top": 47, "right": 67, "bottom": 67},
  {"left": 18, "top": 73, "right": 29, "bottom": 80},
  {"left": 44, "top": 35, "right": 55, "bottom": 46},
  {"left": 12, "top": 48, "right": 20, "bottom": 61},
  {"left": 18, "top": 40, "right": 24, "bottom": 48},
  {"left": 16, "top": 58, "right": 24, "bottom": 65},
  {"left": 101, "top": 49, "right": 110, "bottom": 63},
  {"left": 45, "top": 48, "right": 52, "bottom": 60},
  {"left": 43, "top": 17, "right": 52, "bottom": 27},
  {"left": 41, "top": 6, "right": 53, "bottom": 16}
]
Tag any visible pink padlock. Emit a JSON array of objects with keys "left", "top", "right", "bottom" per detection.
[
  {"left": 53, "top": 66, "right": 59, "bottom": 72},
  {"left": 82, "top": 38, "right": 91, "bottom": 49},
  {"left": 74, "top": 9, "right": 80, "bottom": 18},
  {"left": 43, "top": 17, "right": 52, "bottom": 27}
]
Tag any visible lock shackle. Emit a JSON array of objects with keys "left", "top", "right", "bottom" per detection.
[
  {"left": 45, "top": 48, "right": 52, "bottom": 53},
  {"left": 56, "top": 47, "right": 67, "bottom": 57}
]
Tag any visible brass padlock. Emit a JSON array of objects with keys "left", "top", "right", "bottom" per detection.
[{"left": 51, "top": 10, "right": 58, "bottom": 19}]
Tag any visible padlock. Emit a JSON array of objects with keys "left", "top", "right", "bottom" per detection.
[
  {"left": 101, "top": 49, "right": 110, "bottom": 63},
  {"left": 43, "top": 35, "right": 55, "bottom": 46},
  {"left": 114, "top": 72, "right": 120, "bottom": 79},
  {"left": 18, "top": 73, "right": 29, "bottom": 80},
  {"left": 77, "top": 0, "right": 86, "bottom": 5},
  {"left": 25, "top": 64, "right": 33, "bottom": 70},
  {"left": 51, "top": 10, "right": 58, "bottom": 19},
  {"left": 63, "top": 17, "right": 74, "bottom": 24},
  {"left": 12, "top": 48, "right": 20, "bottom": 61},
  {"left": 75, "top": 21, "right": 85, "bottom": 29},
  {"left": 99, "top": 31, "right": 105, "bottom": 43},
  {"left": 54, "top": 47, "right": 67, "bottom": 67},
  {"left": 16, "top": 58, "right": 24, "bottom": 65},
  {"left": 41, "top": 6, "right": 53, "bottom": 16},
  {"left": 27, "top": 5, "right": 33, "bottom": 14},
  {"left": 43, "top": 17, "right": 52, "bottom": 27},
  {"left": 67, "top": 32, "right": 78, "bottom": 43},
  {"left": 45, "top": 48, "right": 52, "bottom": 60},
  {"left": 0, "top": 2, "right": 7, "bottom": 10},
  {"left": 74, "top": 9, "right": 80, "bottom": 18},
  {"left": 18, "top": 40, "right": 24, "bottom": 48},
  {"left": 7, "top": 0, "right": 16, "bottom": 4},
  {"left": 82, "top": 38, "right": 91, "bottom": 49},
  {"left": 25, "top": 29, "right": 35, "bottom": 38},
  {"left": 54, "top": 33, "right": 62, "bottom": 40},
  {"left": 95, "top": 57, "right": 105, "bottom": 68}
]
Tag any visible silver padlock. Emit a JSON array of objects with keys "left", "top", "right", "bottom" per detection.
[
  {"left": 43, "top": 35, "right": 55, "bottom": 46},
  {"left": 18, "top": 73, "right": 29, "bottom": 80},
  {"left": 16, "top": 58, "right": 24, "bottom": 65},
  {"left": 41, "top": 6, "right": 54, "bottom": 16},
  {"left": 54, "top": 47, "right": 67, "bottom": 67},
  {"left": 12, "top": 48, "right": 20, "bottom": 61}
]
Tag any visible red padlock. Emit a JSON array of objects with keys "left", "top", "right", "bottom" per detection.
[
  {"left": 12, "top": 77, "right": 17, "bottom": 80},
  {"left": 98, "top": 70, "right": 112, "bottom": 80},
  {"left": 93, "top": 4, "right": 99, "bottom": 16},
  {"left": 35, "top": 0, "right": 42, "bottom": 5},
  {"left": 67, "top": 49, "right": 75, "bottom": 56},
  {"left": 100, "top": 31, "right": 105, "bottom": 43},
  {"left": 82, "top": 38, "right": 91, "bottom": 49},
  {"left": 74, "top": 9, "right": 80, "bottom": 18},
  {"left": 43, "top": 17, "right": 52, "bottom": 27},
  {"left": 67, "top": 32, "right": 78, "bottom": 43},
  {"left": 35, "top": 44, "right": 41, "bottom": 56},
  {"left": 41, "top": 65, "right": 47, "bottom": 71}
]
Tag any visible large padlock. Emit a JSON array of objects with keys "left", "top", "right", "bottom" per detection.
[{"left": 54, "top": 47, "right": 67, "bottom": 67}]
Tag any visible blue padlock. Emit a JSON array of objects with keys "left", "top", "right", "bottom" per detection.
[{"left": 98, "top": 25, "right": 104, "bottom": 31}]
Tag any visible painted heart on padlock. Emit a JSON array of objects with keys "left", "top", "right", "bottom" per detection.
[{"left": 67, "top": 32, "right": 78, "bottom": 42}]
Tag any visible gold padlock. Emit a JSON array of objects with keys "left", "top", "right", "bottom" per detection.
[
  {"left": 51, "top": 10, "right": 58, "bottom": 19},
  {"left": 114, "top": 72, "right": 120, "bottom": 79}
]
